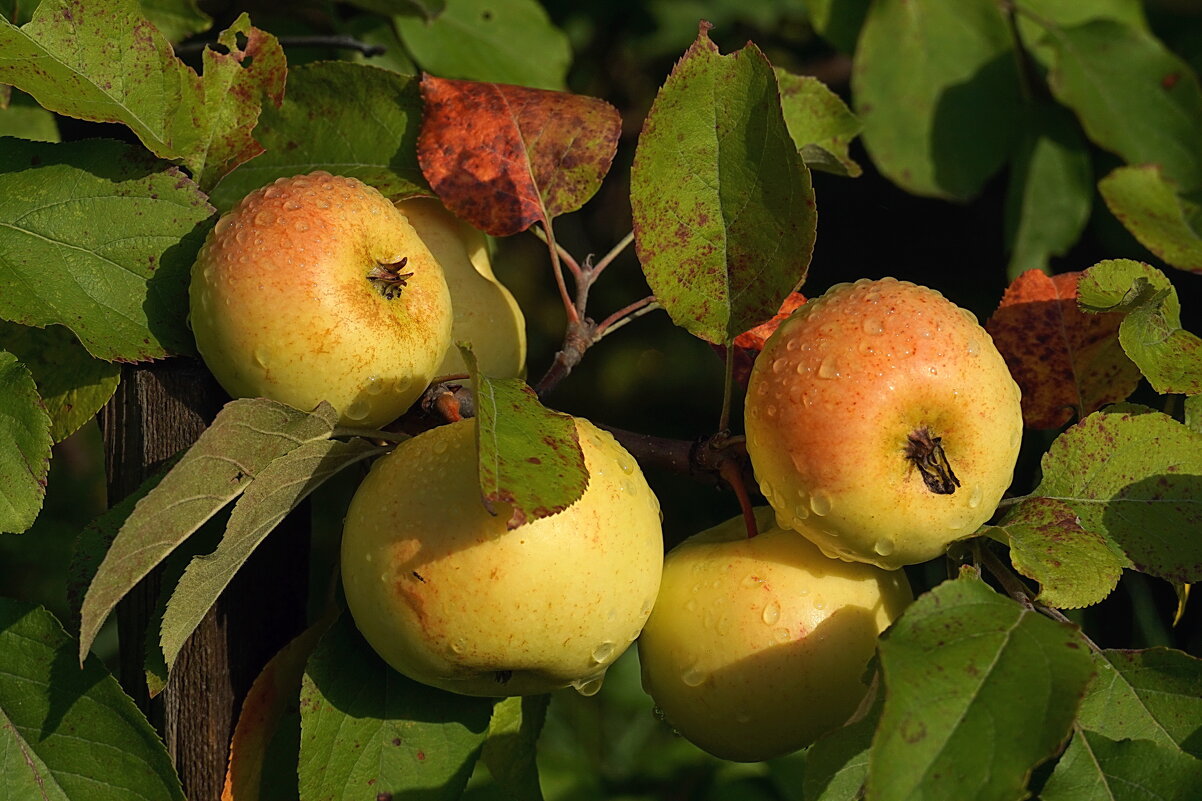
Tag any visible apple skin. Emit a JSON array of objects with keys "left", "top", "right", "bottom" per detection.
[
  {"left": 637, "top": 508, "right": 912, "bottom": 762},
  {"left": 189, "top": 171, "right": 453, "bottom": 428},
  {"left": 744, "top": 277, "right": 1023, "bottom": 569},
  {"left": 395, "top": 197, "right": 527, "bottom": 379},
  {"left": 340, "top": 416, "right": 663, "bottom": 697}
]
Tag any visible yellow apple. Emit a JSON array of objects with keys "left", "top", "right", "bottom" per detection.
[
  {"left": 189, "top": 171, "right": 453, "bottom": 428},
  {"left": 340, "top": 416, "right": 663, "bottom": 696},
  {"left": 744, "top": 278, "right": 1023, "bottom": 569},
  {"left": 637, "top": 508, "right": 912, "bottom": 762},
  {"left": 395, "top": 197, "right": 527, "bottom": 379}
]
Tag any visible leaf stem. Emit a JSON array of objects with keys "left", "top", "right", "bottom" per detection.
[
  {"left": 538, "top": 220, "right": 580, "bottom": 324},
  {"left": 593, "top": 296, "right": 659, "bottom": 341},
  {"left": 591, "top": 231, "right": 635, "bottom": 281},
  {"left": 718, "top": 343, "right": 735, "bottom": 433}
]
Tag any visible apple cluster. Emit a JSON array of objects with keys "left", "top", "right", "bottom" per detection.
[{"left": 189, "top": 172, "right": 1023, "bottom": 765}]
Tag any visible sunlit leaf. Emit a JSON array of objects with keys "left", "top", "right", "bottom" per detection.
[
  {"left": 775, "top": 70, "right": 861, "bottom": 177},
  {"left": 1099, "top": 164, "right": 1202, "bottom": 274},
  {"left": 0, "top": 349, "right": 50, "bottom": 533},
  {"left": 480, "top": 695, "right": 548, "bottom": 801}
]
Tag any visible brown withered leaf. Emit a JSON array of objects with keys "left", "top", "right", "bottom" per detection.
[
  {"left": 715, "top": 292, "right": 806, "bottom": 386},
  {"left": 986, "top": 270, "right": 1140, "bottom": 429},
  {"left": 417, "top": 75, "right": 621, "bottom": 236}
]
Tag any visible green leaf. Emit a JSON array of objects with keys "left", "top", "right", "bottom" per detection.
[
  {"left": 0, "top": 88, "right": 58, "bottom": 142},
  {"left": 1039, "top": 18, "right": 1202, "bottom": 192},
  {"left": 340, "top": 12, "right": 418, "bottom": 75},
  {"left": 481, "top": 695, "right": 548, "bottom": 801},
  {"left": 801, "top": 695, "right": 879, "bottom": 801},
  {"left": 1099, "top": 165, "right": 1202, "bottom": 274},
  {"left": 139, "top": 0, "right": 211, "bottom": 43},
  {"left": 0, "top": 350, "right": 50, "bottom": 534},
  {"left": 774, "top": 69, "right": 862, "bottom": 177},
  {"left": 852, "top": 0, "right": 1022, "bottom": 200},
  {"left": 1077, "top": 259, "right": 1202, "bottom": 395},
  {"left": 77, "top": 399, "right": 338, "bottom": 664},
  {"left": 985, "top": 497, "right": 1125, "bottom": 609},
  {"left": 0, "top": 599, "right": 184, "bottom": 801},
  {"left": 0, "top": 322, "right": 119, "bottom": 443},
  {"left": 1014, "top": 0, "right": 1149, "bottom": 68},
  {"left": 395, "top": 0, "right": 570, "bottom": 90},
  {"left": 1079, "top": 648, "right": 1202, "bottom": 757},
  {"left": 1, "top": 0, "right": 42, "bottom": 25},
  {"left": 1187, "top": 395, "right": 1202, "bottom": 434},
  {"left": 630, "top": 25, "right": 815, "bottom": 345},
  {"left": 1004, "top": 102, "right": 1092, "bottom": 279},
  {"left": 1041, "top": 730, "right": 1202, "bottom": 801},
  {"left": 208, "top": 61, "right": 427, "bottom": 213},
  {"left": 160, "top": 437, "right": 382, "bottom": 669},
  {"left": 347, "top": 0, "right": 445, "bottom": 19},
  {"left": 462, "top": 346, "right": 587, "bottom": 529},
  {"left": 866, "top": 573, "right": 1094, "bottom": 801},
  {"left": 1033, "top": 406, "right": 1202, "bottom": 584},
  {"left": 0, "top": 137, "right": 213, "bottom": 361},
  {"left": 298, "top": 614, "right": 492, "bottom": 801},
  {"left": 806, "top": 0, "right": 869, "bottom": 54}
]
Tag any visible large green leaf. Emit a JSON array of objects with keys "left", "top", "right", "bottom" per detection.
[
  {"left": 0, "top": 350, "right": 50, "bottom": 534},
  {"left": 1099, "top": 165, "right": 1202, "bottom": 274},
  {"left": 866, "top": 574, "right": 1094, "bottom": 801},
  {"left": 480, "top": 695, "right": 548, "bottom": 801},
  {"left": 630, "top": 25, "right": 815, "bottom": 345},
  {"left": 0, "top": 137, "right": 212, "bottom": 361},
  {"left": 853, "top": 0, "right": 1022, "bottom": 200},
  {"left": 775, "top": 69, "right": 862, "bottom": 177},
  {"left": 1041, "top": 730, "right": 1202, "bottom": 801},
  {"left": 0, "top": 88, "right": 58, "bottom": 142}
]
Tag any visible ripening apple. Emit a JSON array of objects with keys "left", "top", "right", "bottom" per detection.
[
  {"left": 340, "top": 416, "right": 663, "bottom": 696},
  {"left": 744, "top": 277, "right": 1023, "bottom": 569},
  {"left": 637, "top": 508, "right": 913, "bottom": 762},
  {"left": 189, "top": 171, "right": 453, "bottom": 428},
  {"left": 395, "top": 197, "right": 527, "bottom": 379}
]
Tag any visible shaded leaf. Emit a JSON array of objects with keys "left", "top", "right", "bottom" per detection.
[
  {"left": 1100, "top": 164, "right": 1202, "bottom": 274},
  {"left": 0, "top": 321, "right": 119, "bottom": 443},
  {"left": 1033, "top": 406, "right": 1202, "bottom": 584},
  {"left": 866, "top": 573, "right": 1094, "bottom": 801},
  {"left": 298, "top": 614, "right": 492, "bottom": 801},
  {"left": 1077, "top": 259, "right": 1202, "bottom": 395},
  {"left": 481, "top": 695, "right": 548, "bottom": 801},
  {"left": 1187, "top": 395, "right": 1202, "bottom": 434},
  {"left": 0, "top": 599, "right": 184, "bottom": 801},
  {"left": 1041, "top": 730, "right": 1202, "bottom": 801},
  {"left": 852, "top": 0, "right": 1022, "bottom": 200},
  {"left": 801, "top": 693, "right": 880, "bottom": 801},
  {"left": 0, "top": 87, "right": 58, "bottom": 141},
  {"left": 418, "top": 74, "right": 621, "bottom": 236},
  {"left": 806, "top": 0, "right": 869, "bottom": 54},
  {"left": 630, "top": 24, "right": 815, "bottom": 345},
  {"left": 718, "top": 292, "right": 806, "bottom": 387},
  {"left": 78, "top": 399, "right": 338, "bottom": 663},
  {"left": 140, "top": 0, "right": 211, "bottom": 43},
  {"left": 0, "top": 137, "right": 213, "bottom": 361},
  {"left": 775, "top": 69, "right": 861, "bottom": 177},
  {"left": 209, "top": 62, "right": 427, "bottom": 213},
  {"left": 986, "top": 269, "right": 1139, "bottom": 429},
  {"left": 0, "top": 350, "right": 50, "bottom": 533}
]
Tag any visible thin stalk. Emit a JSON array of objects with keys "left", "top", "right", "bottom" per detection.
[
  {"left": 593, "top": 297, "right": 659, "bottom": 342},
  {"left": 539, "top": 220, "right": 580, "bottom": 324},
  {"left": 590, "top": 231, "right": 635, "bottom": 281},
  {"left": 717, "top": 344, "right": 735, "bottom": 433}
]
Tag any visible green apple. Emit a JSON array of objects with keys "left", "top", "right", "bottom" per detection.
[
  {"left": 340, "top": 416, "right": 663, "bottom": 696},
  {"left": 189, "top": 171, "right": 453, "bottom": 428},
  {"left": 744, "top": 277, "right": 1023, "bottom": 568},
  {"left": 396, "top": 197, "right": 527, "bottom": 379},
  {"left": 637, "top": 508, "right": 912, "bottom": 762}
]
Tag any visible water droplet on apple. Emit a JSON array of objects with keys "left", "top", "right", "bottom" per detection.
[
  {"left": 793, "top": 503, "right": 810, "bottom": 522},
  {"left": 214, "top": 216, "right": 232, "bottom": 234},
  {"left": 771, "top": 357, "right": 787, "bottom": 374},
  {"left": 928, "top": 366, "right": 938, "bottom": 376},
  {"left": 818, "top": 354, "right": 839, "bottom": 379},
  {"left": 960, "top": 307, "right": 978, "bottom": 325},
  {"left": 716, "top": 615, "right": 732, "bottom": 635},
  {"left": 813, "top": 597, "right": 826, "bottom": 611},
  {"left": 897, "top": 346, "right": 914, "bottom": 359},
  {"left": 862, "top": 317, "right": 884, "bottom": 335},
  {"left": 809, "top": 489, "right": 832, "bottom": 516},
  {"left": 618, "top": 455, "right": 635, "bottom": 475},
  {"left": 968, "top": 485, "right": 983, "bottom": 509},
  {"left": 295, "top": 221, "right": 309, "bottom": 232},
  {"left": 432, "top": 439, "right": 448, "bottom": 455},
  {"left": 858, "top": 339, "right": 876, "bottom": 355},
  {"left": 621, "top": 478, "right": 636, "bottom": 495},
  {"left": 364, "top": 375, "right": 385, "bottom": 395},
  {"left": 761, "top": 599, "right": 781, "bottom": 625},
  {"left": 591, "top": 641, "right": 616, "bottom": 664},
  {"left": 254, "top": 212, "right": 275, "bottom": 226},
  {"left": 774, "top": 627, "right": 791, "bottom": 643},
  {"left": 450, "top": 638, "right": 467, "bottom": 655},
  {"left": 685, "top": 599, "right": 698, "bottom": 613},
  {"left": 344, "top": 400, "right": 370, "bottom": 421},
  {"left": 680, "top": 665, "right": 707, "bottom": 687},
  {"left": 742, "top": 574, "right": 765, "bottom": 588},
  {"left": 966, "top": 339, "right": 979, "bottom": 355},
  {"left": 285, "top": 200, "right": 302, "bottom": 211},
  {"left": 572, "top": 674, "right": 605, "bottom": 696},
  {"left": 873, "top": 538, "right": 895, "bottom": 556},
  {"left": 765, "top": 403, "right": 777, "bottom": 418},
  {"left": 317, "top": 199, "right": 331, "bottom": 209},
  {"left": 234, "top": 229, "right": 249, "bottom": 245},
  {"left": 920, "top": 329, "right": 933, "bottom": 338}
]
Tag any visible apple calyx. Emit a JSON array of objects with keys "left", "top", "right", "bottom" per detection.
[
  {"left": 905, "top": 427, "right": 960, "bottom": 495},
  {"left": 368, "top": 256, "right": 414, "bottom": 300}
]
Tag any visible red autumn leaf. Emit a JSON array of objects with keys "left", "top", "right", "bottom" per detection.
[
  {"left": 417, "top": 74, "right": 621, "bottom": 236},
  {"left": 718, "top": 292, "right": 806, "bottom": 386},
  {"left": 986, "top": 270, "right": 1140, "bottom": 429}
]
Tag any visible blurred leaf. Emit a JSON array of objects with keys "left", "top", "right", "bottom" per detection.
[
  {"left": 1033, "top": 406, "right": 1202, "bottom": 584},
  {"left": 0, "top": 600, "right": 185, "bottom": 800},
  {"left": 1003, "top": 102, "right": 1092, "bottom": 278},
  {"left": 867, "top": 574, "right": 1093, "bottom": 801},
  {"left": 139, "top": 0, "right": 211, "bottom": 42},
  {"left": 0, "top": 0, "right": 42, "bottom": 24},
  {"left": 346, "top": 0, "right": 445, "bottom": 20},
  {"left": 630, "top": 25, "right": 815, "bottom": 345},
  {"left": 463, "top": 346, "right": 587, "bottom": 529},
  {"left": 0, "top": 350, "right": 50, "bottom": 534},
  {"left": 853, "top": 0, "right": 1022, "bottom": 200},
  {"left": 1174, "top": 583, "right": 1190, "bottom": 627},
  {"left": 1099, "top": 164, "right": 1202, "bottom": 274},
  {"left": 806, "top": 0, "right": 869, "bottom": 54},
  {"left": 78, "top": 399, "right": 338, "bottom": 664},
  {"left": 160, "top": 437, "right": 381, "bottom": 669},
  {"left": 209, "top": 62, "right": 427, "bottom": 213},
  {"left": 1078, "top": 648, "right": 1202, "bottom": 757},
  {"left": 1041, "top": 730, "right": 1202, "bottom": 801},
  {"left": 0, "top": 88, "right": 58, "bottom": 141},
  {"left": 986, "top": 497, "right": 1125, "bottom": 608},
  {"left": 801, "top": 695, "right": 879, "bottom": 801},
  {"left": 986, "top": 269, "right": 1139, "bottom": 429},
  {"left": 298, "top": 614, "right": 492, "bottom": 801},
  {"left": 0, "top": 137, "right": 212, "bottom": 361},
  {"left": 481, "top": 695, "right": 549, "bottom": 801},
  {"left": 1039, "top": 18, "right": 1202, "bottom": 192},
  {"left": 340, "top": 13, "right": 417, "bottom": 74},
  {"left": 396, "top": 0, "right": 570, "bottom": 90},
  {"left": 0, "top": 321, "right": 119, "bottom": 443},
  {"left": 774, "top": 69, "right": 861, "bottom": 177},
  {"left": 1078, "top": 259, "right": 1202, "bottom": 395},
  {"left": 418, "top": 74, "right": 620, "bottom": 236}
]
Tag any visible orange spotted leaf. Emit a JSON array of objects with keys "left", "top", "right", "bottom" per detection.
[
  {"left": 417, "top": 75, "right": 621, "bottom": 236},
  {"left": 722, "top": 292, "right": 806, "bottom": 386},
  {"left": 987, "top": 270, "right": 1140, "bottom": 429}
]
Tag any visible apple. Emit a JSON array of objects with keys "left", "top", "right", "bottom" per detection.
[
  {"left": 395, "top": 197, "right": 527, "bottom": 379},
  {"left": 637, "top": 508, "right": 913, "bottom": 762},
  {"left": 340, "top": 415, "right": 664, "bottom": 696},
  {"left": 189, "top": 171, "right": 453, "bottom": 428},
  {"left": 743, "top": 277, "right": 1023, "bottom": 569}
]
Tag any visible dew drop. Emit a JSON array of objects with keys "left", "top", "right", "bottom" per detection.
[
  {"left": 968, "top": 485, "right": 983, "bottom": 509},
  {"left": 285, "top": 200, "right": 302, "bottom": 211},
  {"left": 793, "top": 502, "right": 810, "bottom": 522},
  {"left": 591, "top": 641, "right": 616, "bottom": 664},
  {"left": 450, "top": 638, "right": 467, "bottom": 655},
  {"left": 960, "top": 308, "right": 978, "bottom": 325},
  {"left": 294, "top": 220, "right": 310, "bottom": 232},
  {"left": 316, "top": 199, "right": 331, "bottom": 210},
  {"left": 873, "top": 538, "right": 895, "bottom": 556},
  {"left": 928, "top": 366, "right": 938, "bottom": 376},
  {"left": 774, "top": 627, "right": 791, "bottom": 643},
  {"left": 364, "top": 375, "right": 385, "bottom": 395},
  {"left": 432, "top": 439, "right": 449, "bottom": 455},
  {"left": 810, "top": 489, "right": 833, "bottom": 517},
  {"left": 771, "top": 357, "right": 787, "bottom": 374},
  {"left": 234, "top": 229, "right": 249, "bottom": 245},
  {"left": 862, "top": 317, "right": 884, "bottom": 335},
  {"left": 967, "top": 340, "right": 980, "bottom": 355},
  {"left": 920, "top": 329, "right": 933, "bottom": 338},
  {"left": 379, "top": 572, "right": 388, "bottom": 583},
  {"left": 254, "top": 211, "right": 275, "bottom": 226},
  {"left": 214, "top": 216, "right": 232, "bottom": 235},
  {"left": 618, "top": 455, "right": 635, "bottom": 475},
  {"left": 572, "top": 674, "right": 605, "bottom": 696},
  {"left": 344, "top": 400, "right": 370, "bottom": 421},
  {"left": 897, "top": 346, "right": 914, "bottom": 359},
  {"left": 761, "top": 599, "right": 781, "bottom": 625},
  {"left": 858, "top": 339, "right": 876, "bottom": 355},
  {"left": 813, "top": 597, "right": 827, "bottom": 611},
  {"left": 364, "top": 553, "right": 373, "bottom": 563},
  {"left": 681, "top": 665, "right": 708, "bottom": 687},
  {"left": 818, "top": 354, "right": 839, "bottom": 379},
  {"left": 621, "top": 479, "right": 636, "bottom": 495},
  {"left": 685, "top": 599, "right": 698, "bottom": 613},
  {"left": 742, "top": 574, "right": 765, "bottom": 589}
]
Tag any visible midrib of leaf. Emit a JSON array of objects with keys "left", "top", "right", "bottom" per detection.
[
  {"left": 1102, "top": 662, "right": 1179, "bottom": 747},
  {"left": 478, "top": 378, "right": 502, "bottom": 495},
  {"left": 495, "top": 89, "right": 547, "bottom": 225}
]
